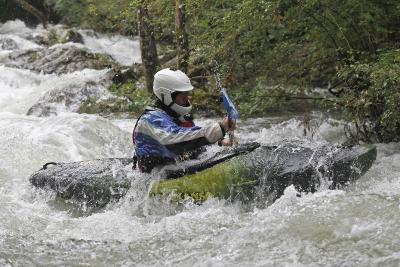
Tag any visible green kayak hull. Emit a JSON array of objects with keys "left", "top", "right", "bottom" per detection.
[{"left": 149, "top": 144, "right": 377, "bottom": 203}]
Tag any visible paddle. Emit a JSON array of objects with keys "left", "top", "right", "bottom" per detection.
[{"left": 212, "top": 61, "right": 240, "bottom": 145}]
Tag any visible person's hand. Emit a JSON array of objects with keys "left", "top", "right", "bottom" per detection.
[
  {"left": 219, "top": 137, "right": 239, "bottom": 147},
  {"left": 221, "top": 117, "right": 236, "bottom": 132}
]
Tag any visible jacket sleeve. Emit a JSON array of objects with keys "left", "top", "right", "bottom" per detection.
[{"left": 139, "top": 111, "right": 225, "bottom": 155}]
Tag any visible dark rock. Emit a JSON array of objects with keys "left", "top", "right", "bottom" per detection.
[
  {"left": 112, "top": 65, "right": 140, "bottom": 84},
  {"left": 31, "top": 34, "right": 50, "bottom": 46},
  {"left": 26, "top": 70, "right": 114, "bottom": 116},
  {"left": 64, "top": 30, "right": 84, "bottom": 44},
  {"left": 27, "top": 104, "right": 55, "bottom": 117},
  {"left": 6, "top": 45, "right": 116, "bottom": 74},
  {"left": 0, "top": 37, "right": 18, "bottom": 50}
]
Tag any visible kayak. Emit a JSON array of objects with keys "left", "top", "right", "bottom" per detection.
[{"left": 29, "top": 142, "right": 377, "bottom": 206}]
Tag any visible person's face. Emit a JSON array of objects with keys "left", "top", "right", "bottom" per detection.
[{"left": 174, "top": 91, "right": 192, "bottom": 106}]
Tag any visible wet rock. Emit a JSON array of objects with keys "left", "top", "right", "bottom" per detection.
[
  {"left": 6, "top": 44, "right": 116, "bottom": 74},
  {"left": 29, "top": 26, "right": 67, "bottom": 46},
  {"left": 31, "top": 33, "right": 50, "bottom": 46},
  {"left": 0, "top": 37, "right": 18, "bottom": 50},
  {"left": 111, "top": 64, "right": 142, "bottom": 84},
  {"left": 64, "top": 29, "right": 84, "bottom": 44},
  {"left": 27, "top": 70, "right": 115, "bottom": 117}
]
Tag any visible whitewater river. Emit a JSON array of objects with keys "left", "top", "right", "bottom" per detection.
[{"left": 1, "top": 20, "right": 399, "bottom": 267}]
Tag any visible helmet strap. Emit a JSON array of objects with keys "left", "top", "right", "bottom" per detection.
[
  {"left": 160, "top": 92, "right": 174, "bottom": 107},
  {"left": 154, "top": 99, "right": 180, "bottom": 118}
]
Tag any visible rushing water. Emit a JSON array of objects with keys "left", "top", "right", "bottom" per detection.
[{"left": 1, "top": 20, "right": 399, "bottom": 267}]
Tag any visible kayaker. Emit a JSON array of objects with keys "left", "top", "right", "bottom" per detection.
[{"left": 133, "top": 68, "right": 236, "bottom": 173}]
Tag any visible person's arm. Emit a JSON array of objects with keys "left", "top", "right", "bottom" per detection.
[
  {"left": 139, "top": 111, "right": 225, "bottom": 155},
  {"left": 164, "top": 122, "right": 224, "bottom": 154}
]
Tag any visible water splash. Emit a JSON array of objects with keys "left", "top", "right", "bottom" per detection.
[
  {"left": 0, "top": 19, "right": 46, "bottom": 39},
  {"left": 79, "top": 30, "right": 141, "bottom": 66}
]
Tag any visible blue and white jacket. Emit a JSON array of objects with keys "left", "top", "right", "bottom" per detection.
[{"left": 133, "top": 105, "right": 225, "bottom": 172}]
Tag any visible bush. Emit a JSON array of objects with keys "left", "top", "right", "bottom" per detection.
[{"left": 338, "top": 49, "right": 400, "bottom": 142}]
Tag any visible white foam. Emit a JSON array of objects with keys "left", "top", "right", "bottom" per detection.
[
  {"left": 0, "top": 19, "right": 35, "bottom": 37},
  {"left": 0, "top": 19, "right": 69, "bottom": 40},
  {"left": 0, "top": 66, "right": 48, "bottom": 114},
  {"left": 0, "top": 34, "right": 42, "bottom": 50},
  {"left": 0, "top": 66, "right": 110, "bottom": 114},
  {"left": 0, "top": 112, "right": 132, "bottom": 176},
  {"left": 48, "top": 41, "right": 86, "bottom": 50},
  {"left": 79, "top": 30, "right": 141, "bottom": 65}
]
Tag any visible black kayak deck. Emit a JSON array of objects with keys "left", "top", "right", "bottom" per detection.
[{"left": 29, "top": 142, "right": 376, "bottom": 206}]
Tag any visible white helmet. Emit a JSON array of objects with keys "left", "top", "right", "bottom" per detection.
[{"left": 153, "top": 68, "right": 193, "bottom": 115}]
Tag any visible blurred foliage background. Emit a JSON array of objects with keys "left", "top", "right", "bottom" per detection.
[{"left": 2, "top": 0, "right": 400, "bottom": 142}]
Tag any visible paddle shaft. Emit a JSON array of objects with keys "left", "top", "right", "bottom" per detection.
[{"left": 228, "top": 118, "right": 235, "bottom": 143}]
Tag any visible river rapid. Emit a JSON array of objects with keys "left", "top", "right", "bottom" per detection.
[{"left": 0, "top": 20, "right": 399, "bottom": 267}]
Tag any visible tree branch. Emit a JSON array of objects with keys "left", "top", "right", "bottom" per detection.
[
  {"left": 258, "top": 94, "right": 340, "bottom": 103},
  {"left": 13, "top": 0, "right": 48, "bottom": 28}
]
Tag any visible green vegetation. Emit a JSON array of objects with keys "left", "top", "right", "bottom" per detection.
[
  {"left": 2, "top": 0, "right": 400, "bottom": 142},
  {"left": 109, "top": 79, "right": 153, "bottom": 114},
  {"left": 47, "top": 28, "right": 61, "bottom": 45},
  {"left": 339, "top": 50, "right": 400, "bottom": 143},
  {"left": 80, "top": 80, "right": 153, "bottom": 115},
  {"left": 44, "top": 0, "right": 135, "bottom": 34}
]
